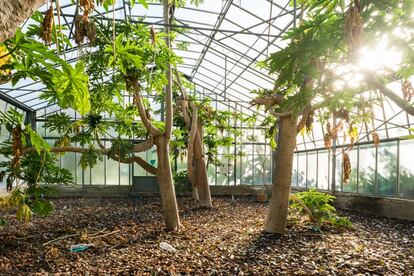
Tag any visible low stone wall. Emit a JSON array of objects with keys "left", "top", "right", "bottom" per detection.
[
  {"left": 48, "top": 185, "right": 130, "bottom": 198},
  {"left": 45, "top": 185, "right": 414, "bottom": 221},
  {"left": 330, "top": 193, "right": 414, "bottom": 221}
]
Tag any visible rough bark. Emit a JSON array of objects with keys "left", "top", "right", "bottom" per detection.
[
  {"left": 0, "top": 0, "right": 46, "bottom": 43},
  {"left": 155, "top": 136, "right": 181, "bottom": 231},
  {"left": 193, "top": 128, "right": 212, "bottom": 208},
  {"left": 173, "top": 67, "right": 212, "bottom": 207},
  {"left": 148, "top": 0, "right": 181, "bottom": 231},
  {"left": 265, "top": 115, "right": 298, "bottom": 234}
]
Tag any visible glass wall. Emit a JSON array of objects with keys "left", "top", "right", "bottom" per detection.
[
  {"left": 399, "top": 140, "right": 414, "bottom": 199},
  {"left": 294, "top": 139, "right": 414, "bottom": 199}
]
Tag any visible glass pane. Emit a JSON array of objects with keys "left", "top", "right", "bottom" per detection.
[
  {"left": 317, "top": 150, "right": 330, "bottom": 190},
  {"left": 61, "top": 152, "right": 76, "bottom": 185},
  {"left": 307, "top": 152, "right": 317, "bottom": 188},
  {"left": 120, "top": 162, "right": 130, "bottom": 185},
  {"left": 133, "top": 151, "right": 147, "bottom": 176},
  {"left": 399, "top": 140, "right": 414, "bottom": 199},
  {"left": 207, "top": 163, "right": 215, "bottom": 185},
  {"left": 335, "top": 150, "right": 343, "bottom": 192},
  {"left": 217, "top": 155, "right": 229, "bottom": 186},
  {"left": 377, "top": 142, "right": 397, "bottom": 196},
  {"left": 358, "top": 145, "right": 376, "bottom": 194},
  {"left": 241, "top": 147, "right": 253, "bottom": 185},
  {"left": 291, "top": 153, "right": 298, "bottom": 187},
  {"left": 106, "top": 157, "right": 120, "bottom": 186},
  {"left": 297, "top": 153, "right": 306, "bottom": 188},
  {"left": 343, "top": 149, "right": 358, "bottom": 193},
  {"left": 91, "top": 156, "right": 105, "bottom": 185}
]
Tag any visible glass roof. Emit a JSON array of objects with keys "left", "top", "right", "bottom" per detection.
[{"left": 1, "top": 0, "right": 413, "bottom": 151}]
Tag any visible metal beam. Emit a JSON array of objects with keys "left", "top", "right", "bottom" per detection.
[{"left": 0, "top": 91, "right": 35, "bottom": 112}]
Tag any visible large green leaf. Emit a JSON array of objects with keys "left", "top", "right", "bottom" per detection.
[{"left": 51, "top": 62, "right": 91, "bottom": 115}]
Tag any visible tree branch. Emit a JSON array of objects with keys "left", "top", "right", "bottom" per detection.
[
  {"left": 250, "top": 95, "right": 285, "bottom": 107},
  {"left": 364, "top": 72, "right": 414, "bottom": 116},
  {"left": 163, "top": 0, "right": 173, "bottom": 139},
  {"left": 133, "top": 138, "right": 154, "bottom": 153},
  {"left": 187, "top": 106, "right": 198, "bottom": 185},
  {"left": 269, "top": 110, "right": 292, "bottom": 118},
  {"left": 128, "top": 77, "right": 162, "bottom": 136},
  {"left": 21, "top": 146, "right": 158, "bottom": 175},
  {"left": 173, "top": 67, "right": 191, "bottom": 128},
  {"left": 296, "top": 104, "right": 312, "bottom": 133},
  {"left": 111, "top": 155, "right": 157, "bottom": 175}
]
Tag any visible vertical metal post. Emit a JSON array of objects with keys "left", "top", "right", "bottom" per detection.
[
  {"left": 331, "top": 116, "right": 337, "bottom": 193},
  {"left": 252, "top": 126, "right": 255, "bottom": 186},
  {"left": 327, "top": 150, "right": 330, "bottom": 190},
  {"left": 293, "top": 0, "right": 297, "bottom": 28},
  {"left": 233, "top": 104, "right": 237, "bottom": 185},
  {"left": 104, "top": 140, "right": 107, "bottom": 186},
  {"left": 396, "top": 140, "right": 400, "bottom": 198},
  {"left": 224, "top": 56, "right": 227, "bottom": 99},
  {"left": 24, "top": 111, "right": 37, "bottom": 130},
  {"left": 264, "top": 139, "right": 267, "bottom": 185},
  {"left": 356, "top": 145, "right": 360, "bottom": 193},
  {"left": 374, "top": 144, "right": 379, "bottom": 195},
  {"left": 316, "top": 150, "right": 319, "bottom": 189},
  {"left": 240, "top": 107, "right": 243, "bottom": 184},
  {"left": 305, "top": 152, "right": 308, "bottom": 188}
]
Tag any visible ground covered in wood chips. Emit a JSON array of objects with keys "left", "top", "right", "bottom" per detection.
[{"left": 0, "top": 197, "right": 413, "bottom": 275}]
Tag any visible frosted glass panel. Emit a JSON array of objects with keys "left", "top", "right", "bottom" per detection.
[
  {"left": 291, "top": 153, "right": 298, "bottom": 186},
  {"left": 358, "top": 145, "right": 376, "bottom": 194},
  {"left": 297, "top": 153, "right": 306, "bottom": 188},
  {"left": 120, "top": 163, "right": 130, "bottom": 185},
  {"left": 377, "top": 142, "right": 397, "bottom": 196},
  {"left": 106, "top": 159, "right": 119, "bottom": 185},
  {"left": 343, "top": 150, "right": 358, "bottom": 193},
  {"left": 317, "top": 150, "right": 329, "bottom": 190},
  {"left": 61, "top": 152, "right": 76, "bottom": 184},
  {"left": 307, "top": 152, "right": 317, "bottom": 188},
  {"left": 399, "top": 140, "right": 414, "bottom": 199},
  {"left": 91, "top": 156, "right": 105, "bottom": 185}
]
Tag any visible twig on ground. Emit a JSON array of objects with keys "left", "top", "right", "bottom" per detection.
[
  {"left": 43, "top": 233, "right": 78, "bottom": 246},
  {"left": 89, "top": 229, "right": 121, "bottom": 240}
]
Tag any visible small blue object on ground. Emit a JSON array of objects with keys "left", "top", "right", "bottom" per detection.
[{"left": 69, "top": 244, "right": 92, "bottom": 252}]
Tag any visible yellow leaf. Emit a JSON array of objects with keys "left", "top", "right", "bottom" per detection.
[{"left": 16, "top": 204, "right": 32, "bottom": 222}]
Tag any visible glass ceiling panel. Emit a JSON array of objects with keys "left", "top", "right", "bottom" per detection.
[{"left": 1, "top": 0, "right": 413, "bottom": 150}]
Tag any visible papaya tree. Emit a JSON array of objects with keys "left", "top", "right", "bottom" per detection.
[
  {"left": 172, "top": 71, "right": 242, "bottom": 206},
  {"left": 253, "top": 0, "right": 414, "bottom": 233},
  {"left": 0, "top": 0, "right": 185, "bottom": 230}
]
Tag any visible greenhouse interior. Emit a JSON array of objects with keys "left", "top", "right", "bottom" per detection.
[{"left": 0, "top": 0, "right": 413, "bottom": 274}]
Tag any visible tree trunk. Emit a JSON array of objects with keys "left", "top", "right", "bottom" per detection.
[
  {"left": 192, "top": 185, "right": 199, "bottom": 201},
  {"left": 155, "top": 136, "right": 181, "bottom": 231},
  {"left": 193, "top": 131, "right": 212, "bottom": 208},
  {"left": 265, "top": 115, "right": 298, "bottom": 234},
  {"left": 0, "top": 0, "right": 46, "bottom": 43}
]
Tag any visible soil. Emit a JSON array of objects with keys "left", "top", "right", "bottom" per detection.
[{"left": 0, "top": 197, "right": 413, "bottom": 275}]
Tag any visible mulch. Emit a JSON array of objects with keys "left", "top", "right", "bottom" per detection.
[{"left": 0, "top": 197, "right": 413, "bottom": 275}]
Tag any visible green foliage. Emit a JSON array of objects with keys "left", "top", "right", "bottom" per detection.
[
  {"left": 19, "top": 152, "right": 74, "bottom": 185},
  {"left": 47, "top": 62, "right": 90, "bottom": 115},
  {"left": 2, "top": 28, "right": 91, "bottom": 115},
  {"left": 173, "top": 170, "right": 192, "bottom": 193},
  {"left": 108, "top": 138, "right": 134, "bottom": 159},
  {"left": 290, "top": 189, "right": 352, "bottom": 228},
  {"left": 79, "top": 148, "right": 102, "bottom": 170},
  {"left": 45, "top": 113, "right": 73, "bottom": 135},
  {"left": 25, "top": 126, "right": 51, "bottom": 154},
  {"left": 0, "top": 186, "right": 56, "bottom": 222}
]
